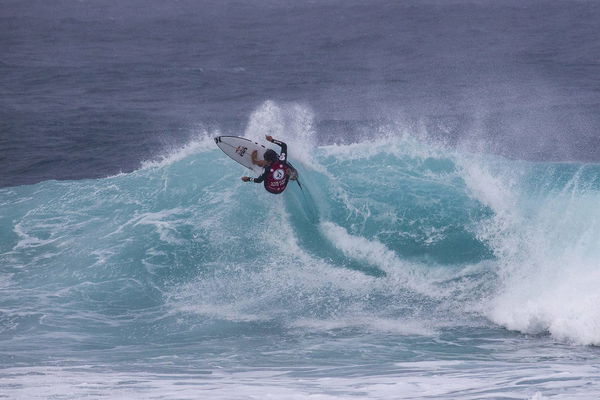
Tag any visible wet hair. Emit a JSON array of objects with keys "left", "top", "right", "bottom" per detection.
[{"left": 264, "top": 149, "right": 278, "bottom": 163}]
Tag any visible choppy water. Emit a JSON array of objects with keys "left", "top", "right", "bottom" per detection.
[{"left": 2, "top": 1, "right": 600, "bottom": 399}]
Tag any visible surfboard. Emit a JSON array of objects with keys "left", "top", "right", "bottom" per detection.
[
  {"left": 214, "top": 136, "right": 267, "bottom": 174},
  {"left": 214, "top": 136, "right": 300, "bottom": 183}
]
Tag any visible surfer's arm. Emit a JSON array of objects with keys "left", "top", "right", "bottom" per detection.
[
  {"left": 265, "top": 136, "right": 287, "bottom": 161},
  {"left": 251, "top": 168, "right": 269, "bottom": 183},
  {"left": 251, "top": 150, "right": 268, "bottom": 167},
  {"left": 242, "top": 168, "right": 268, "bottom": 183}
]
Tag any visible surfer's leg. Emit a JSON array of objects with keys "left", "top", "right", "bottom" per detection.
[{"left": 289, "top": 166, "right": 298, "bottom": 181}]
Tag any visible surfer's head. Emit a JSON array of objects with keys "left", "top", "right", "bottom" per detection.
[{"left": 264, "top": 149, "right": 278, "bottom": 163}]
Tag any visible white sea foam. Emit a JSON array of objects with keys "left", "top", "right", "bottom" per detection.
[
  {"left": 458, "top": 155, "right": 600, "bottom": 345},
  {"left": 2, "top": 359, "right": 598, "bottom": 400},
  {"left": 319, "top": 221, "right": 453, "bottom": 297},
  {"left": 132, "top": 208, "right": 191, "bottom": 245}
]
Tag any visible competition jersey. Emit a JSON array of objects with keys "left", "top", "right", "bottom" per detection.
[{"left": 253, "top": 139, "right": 290, "bottom": 194}]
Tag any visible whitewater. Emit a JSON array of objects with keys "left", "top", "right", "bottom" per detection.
[{"left": 1, "top": 102, "right": 600, "bottom": 399}]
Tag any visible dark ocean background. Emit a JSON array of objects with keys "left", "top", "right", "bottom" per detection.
[
  {"left": 3, "top": 0, "right": 600, "bottom": 187},
  {"left": 2, "top": 1, "right": 600, "bottom": 399}
]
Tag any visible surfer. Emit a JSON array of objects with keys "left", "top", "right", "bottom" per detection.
[{"left": 241, "top": 135, "right": 295, "bottom": 194}]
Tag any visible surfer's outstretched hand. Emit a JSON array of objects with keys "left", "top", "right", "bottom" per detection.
[
  {"left": 265, "top": 135, "right": 273, "bottom": 142},
  {"left": 241, "top": 176, "right": 251, "bottom": 182}
]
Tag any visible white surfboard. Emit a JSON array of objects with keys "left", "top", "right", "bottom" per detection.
[
  {"left": 214, "top": 136, "right": 267, "bottom": 174},
  {"left": 214, "top": 136, "right": 300, "bottom": 183}
]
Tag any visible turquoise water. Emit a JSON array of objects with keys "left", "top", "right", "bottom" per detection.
[
  {"left": 4, "top": 0, "right": 600, "bottom": 397},
  {"left": 2, "top": 105, "right": 600, "bottom": 398}
]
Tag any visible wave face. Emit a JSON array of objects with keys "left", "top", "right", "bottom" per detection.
[{"left": 2, "top": 103, "right": 600, "bottom": 398}]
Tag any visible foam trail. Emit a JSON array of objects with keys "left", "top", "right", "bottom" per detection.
[{"left": 320, "top": 221, "right": 449, "bottom": 297}]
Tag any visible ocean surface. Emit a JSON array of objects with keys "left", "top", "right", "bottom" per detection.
[{"left": 2, "top": 1, "right": 600, "bottom": 399}]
